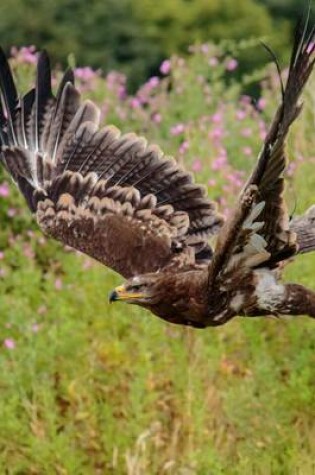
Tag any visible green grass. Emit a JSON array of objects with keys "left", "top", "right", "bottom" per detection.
[{"left": 0, "top": 201, "right": 314, "bottom": 474}]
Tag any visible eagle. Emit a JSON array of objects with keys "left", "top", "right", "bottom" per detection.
[{"left": 0, "top": 17, "right": 314, "bottom": 329}]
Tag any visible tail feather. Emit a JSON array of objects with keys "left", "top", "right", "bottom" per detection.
[
  {"left": 0, "top": 47, "right": 19, "bottom": 145},
  {"left": 290, "top": 206, "right": 315, "bottom": 254},
  {"left": 32, "top": 50, "right": 53, "bottom": 152}
]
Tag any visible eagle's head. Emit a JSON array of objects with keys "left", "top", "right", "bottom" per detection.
[{"left": 109, "top": 274, "right": 162, "bottom": 306}]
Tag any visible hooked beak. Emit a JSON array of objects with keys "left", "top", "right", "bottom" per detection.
[{"left": 108, "top": 285, "right": 145, "bottom": 303}]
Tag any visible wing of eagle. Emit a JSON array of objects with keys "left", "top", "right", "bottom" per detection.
[
  {"left": 208, "top": 13, "right": 315, "bottom": 290},
  {"left": 0, "top": 49, "right": 223, "bottom": 279}
]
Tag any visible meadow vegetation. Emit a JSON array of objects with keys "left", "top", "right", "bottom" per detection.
[
  {"left": 0, "top": 42, "right": 314, "bottom": 474},
  {"left": 0, "top": 0, "right": 308, "bottom": 89}
]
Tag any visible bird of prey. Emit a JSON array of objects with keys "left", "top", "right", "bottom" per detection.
[{"left": 0, "top": 17, "right": 314, "bottom": 328}]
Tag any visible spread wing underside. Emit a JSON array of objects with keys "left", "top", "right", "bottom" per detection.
[{"left": 0, "top": 48, "right": 224, "bottom": 278}]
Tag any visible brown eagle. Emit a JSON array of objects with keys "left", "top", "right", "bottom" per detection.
[{"left": 0, "top": 18, "right": 315, "bottom": 328}]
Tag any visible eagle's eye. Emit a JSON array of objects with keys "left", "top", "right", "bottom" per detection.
[
  {"left": 126, "top": 283, "right": 143, "bottom": 292},
  {"left": 132, "top": 284, "right": 142, "bottom": 291}
]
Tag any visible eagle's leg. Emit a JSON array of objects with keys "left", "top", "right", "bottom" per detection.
[
  {"left": 245, "top": 272, "right": 315, "bottom": 319},
  {"left": 277, "top": 284, "right": 315, "bottom": 318}
]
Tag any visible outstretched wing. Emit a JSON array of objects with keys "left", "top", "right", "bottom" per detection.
[
  {"left": 208, "top": 12, "right": 315, "bottom": 286},
  {"left": 0, "top": 49, "right": 223, "bottom": 278}
]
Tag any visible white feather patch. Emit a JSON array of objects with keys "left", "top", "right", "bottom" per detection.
[{"left": 254, "top": 270, "right": 285, "bottom": 312}]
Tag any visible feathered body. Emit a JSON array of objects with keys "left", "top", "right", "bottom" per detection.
[{"left": 0, "top": 13, "right": 315, "bottom": 328}]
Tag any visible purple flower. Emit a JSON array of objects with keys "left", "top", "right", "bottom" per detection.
[
  {"left": 201, "top": 44, "right": 209, "bottom": 54},
  {"left": 170, "top": 123, "right": 185, "bottom": 136},
  {"left": 257, "top": 98, "right": 267, "bottom": 110},
  {"left": 4, "top": 338, "right": 15, "bottom": 350},
  {"left": 212, "top": 155, "right": 227, "bottom": 171},
  {"left": 31, "top": 323, "right": 40, "bottom": 333},
  {"left": 286, "top": 162, "right": 297, "bottom": 177},
  {"left": 160, "top": 60, "right": 171, "bottom": 75},
  {"left": 130, "top": 98, "right": 141, "bottom": 109},
  {"left": 75, "top": 66, "right": 98, "bottom": 82},
  {"left": 240, "top": 95, "right": 251, "bottom": 105},
  {"left": 211, "top": 112, "right": 223, "bottom": 124},
  {"left": 241, "top": 128, "right": 252, "bottom": 137},
  {"left": 7, "top": 208, "right": 17, "bottom": 217},
  {"left": 118, "top": 85, "right": 127, "bottom": 100},
  {"left": 242, "top": 146, "right": 253, "bottom": 156},
  {"left": 209, "top": 127, "right": 224, "bottom": 140},
  {"left": 0, "top": 182, "right": 9, "bottom": 197},
  {"left": 208, "top": 57, "right": 219, "bottom": 67},
  {"left": 227, "top": 173, "right": 243, "bottom": 187},
  {"left": 179, "top": 141, "right": 189, "bottom": 154},
  {"left": 225, "top": 59, "right": 238, "bottom": 71},
  {"left": 191, "top": 159, "right": 202, "bottom": 172},
  {"left": 147, "top": 76, "right": 160, "bottom": 89},
  {"left": 151, "top": 113, "right": 162, "bottom": 124},
  {"left": 11, "top": 46, "right": 37, "bottom": 64},
  {"left": 235, "top": 110, "right": 247, "bottom": 121},
  {"left": 208, "top": 178, "right": 217, "bottom": 187},
  {"left": 54, "top": 278, "right": 63, "bottom": 290}
]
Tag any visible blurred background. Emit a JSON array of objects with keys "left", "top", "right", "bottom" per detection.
[
  {"left": 0, "top": 0, "right": 311, "bottom": 90},
  {"left": 0, "top": 1, "right": 315, "bottom": 474}
]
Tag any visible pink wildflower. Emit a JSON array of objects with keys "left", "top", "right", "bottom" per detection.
[
  {"left": 160, "top": 60, "right": 171, "bottom": 75},
  {"left": 147, "top": 76, "right": 159, "bottom": 88},
  {"left": 75, "top": 66, "right": 97, "bottom": 82},
  {"left": 118, "top": 85, "right": 127, "bottom": 100},
  {"left": 22, "top": 244, "right": 35, "bottom": 259},
  {"left": 212, "top": 155, "right": 227, "bottom": 171},
  {"left": 236, "top": 110, "right": 247, "bottom": 120},
  {"left": 170, "top": 123, "right": 185, "bottom": 136},
  {"left": 240, "top": 95, "right": 251, "bottom": 105},
  {"left": 54, "top": 278, "right": 63, "bottom": 290},
  {"left": 209, "top": 57, "right": 219, "bottom": 67},
  {"left": 211, "top": 112, "right": 223, "bottom": 124},
  {"left": 0, "top": 182, "right": 9, "bottom": 197},
  {"left": 7, "top": 208, "right": 17, "bottom": 217},
  {"left": 208, "top": 178, "right": 217, "bottom": 187},
  {"left": 209, "top": 127, "right": 224, "bottom": 140},
  {"left": 151, "top": 113, "right": 162, "bottom": 124},
  {"left": 201, "top": 44, "right": 209, "bottom": 54},
  {"left": 287, "top": 162, "right": 297, "bottom": 177},
  {"left": 257, "top": 98, "right": 267, "bottom": 110},
  {"left": 130, "top": 98, "right": 141, "bottom": 109},
  {"left": 179, "top": 141, "right": 189, "bottom": 154},
  {"left": 31, "top": 323, "right": 40, "bottom": 333},
  {"left": 241, "top": 128, "right": 252, "bottom": 137},
  {"left": 225, "top": 58, "right": 238, "bottom": 71},
  {"left": 4, "top": 338, "right": 15, "bottom": 350},
  {"left": 191, "top": 159, "right": 202, "bottom": 172},
  {"left": 11, "top": 45, "right": 37, "bottom": 64},
  {"left": 227, "top": 173, "right": 243, "bottom": 187},
  {"left": 242, "top": 146, "right": 253, "bottom": 156}
]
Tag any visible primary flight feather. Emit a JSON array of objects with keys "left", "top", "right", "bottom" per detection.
[{"left": 0, "top": 14, "right": 315, "bottom": 328}]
